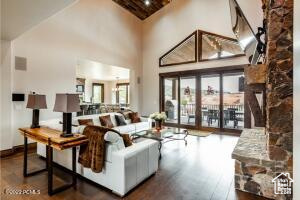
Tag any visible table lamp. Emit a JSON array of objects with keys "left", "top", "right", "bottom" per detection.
[
  {"left": 53, "top": 93, "right": 81, "bottom": 137},
  {"left": 26, "top": 93, "right": 47, "bottom": 128}
]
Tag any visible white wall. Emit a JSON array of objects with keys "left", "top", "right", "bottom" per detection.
[
  {"left": 1, "top": 0, "right": 77, "bottom": 40},
  {"left": 1, "top": 40, "right": 13, "bottom": 150},
  {"left": 1, "top": 0, "right": 142, "bottom": 150},
  {"left": 141, "top": 0, "right": 262, "bottom": 115}
]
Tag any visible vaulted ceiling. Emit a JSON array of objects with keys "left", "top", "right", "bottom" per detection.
[
  {"left": 112, "top": 0, "right": 172, "bottom": 20},
  {"left": 1, "top": 0, "right": 77, "bottom": 40}
]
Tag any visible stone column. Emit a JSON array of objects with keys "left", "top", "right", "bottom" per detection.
[{"left": 264, "top": 0, "right": 293, "bottom": 199}]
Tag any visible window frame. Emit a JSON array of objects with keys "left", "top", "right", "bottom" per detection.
[
  {"left": 92, "top": 83, "right": 104, "bottom": 103},
  {"left": 116, "top": 83, "right": 129, "bottom": 104}
]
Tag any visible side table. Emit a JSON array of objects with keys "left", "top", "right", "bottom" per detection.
[{"left": 19, "top": 127, "right": 88, "bottom": 196}]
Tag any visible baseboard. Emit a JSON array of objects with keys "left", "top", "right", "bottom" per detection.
[{"left": 0, "top": 142, "right": 37, "bottom": 158}]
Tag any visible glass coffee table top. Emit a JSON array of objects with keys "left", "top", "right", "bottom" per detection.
[
  {"left": 132, "top": 127, "right": 189, "bottom": 143},
  {"left": 132, "top": 127, "right": 189, "bottom": 159}
]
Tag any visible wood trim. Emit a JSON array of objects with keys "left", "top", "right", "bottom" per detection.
[
  {"left": 200, "top": 30, "right": 240, "bottom": 42},
  {"left": 177, "top": 76, "right": 181, "bottom": 125},
  {"left": 92, "top": 83, "right": 104, "bottom": 103},
  {"left": 196, "top": 75, "right": 201, "bottom": 129},
  {"left": 0, "top": 142, "right": 37, "bottom": 158},
  {"left": 116, "top": 83, "right": 130, "bottom": 86},
  {"left": 199, "top": 54, "right": 245, "bottom": 62},
  {"left": 116, "top": 83, "right": 130, "bottom": 104},
  {"left": 197, "top": 31, "right": 202, "bottom": 62},
  {"left": 159, "top": 65, "right": 245, "bottom": 77},
  {"left": 159, "top": 76, "right": 163, "bottom": 113},
  {"left": 159, "top": 31, "right": 198, "bottom": 67},
  {"left": 159, "top": 29, "right": 245, "bottom": 67}
]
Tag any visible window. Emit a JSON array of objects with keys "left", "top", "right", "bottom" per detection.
[
  {"left": 116, "top": 83, "right": 129, "bottom": 104},
  {"left": 92, "top": 83, "right": 104, "bottom": 103}
]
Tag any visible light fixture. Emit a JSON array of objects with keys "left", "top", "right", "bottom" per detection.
[
  {"left": 145, "top": 0, "right": 150, "bottom": 6},
  {"left": 112, "top": 77, "right": 123, "bottom": 92}
]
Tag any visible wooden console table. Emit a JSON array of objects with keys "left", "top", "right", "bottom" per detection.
[{"left": 19, "top": 127, "right": 88, "bottom": 196}]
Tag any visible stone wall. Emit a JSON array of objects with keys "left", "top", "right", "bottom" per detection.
[
  {"left": 264, "top": 0, "right": 293, "bottom": 199},
  {"left": 233, "top": 1, "right": 293, "bottom": 199},
  {"left": 233, "top": 129, "right": 276, "bottom": 199}
]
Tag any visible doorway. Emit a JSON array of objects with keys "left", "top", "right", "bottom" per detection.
[{"left": 160, "top": 66, "right": 245, "bottom": 133}]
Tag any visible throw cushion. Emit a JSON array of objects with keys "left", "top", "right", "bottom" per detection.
[
  {"left": 104, "top": 131, "right": 132, "bottom": 148},
  {"left": 104, "top": 131, "right": 125, "bottom": 150},
  {"left": 129, "top": 112, "right": 141, "bottom": 123},
  {"left": 118, "top": 110, "right": 133, "bottom": 119},
  {"left": 115, "top": 115, "right": 127, "bottom": 126},
  {"left": 121, "top": 134, "right": 132, "bottom": 147},
  {"left": 78, "top": 119, "right": 94, "bottom": 126},
  {"left": 99, "top": 115, "right": 114, "bottom": 128}
]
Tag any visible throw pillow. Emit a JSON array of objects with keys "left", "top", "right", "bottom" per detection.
[
  {"left": 104, "top": 131, "right": 125, "bottom": 150},
  {"left": 104, "top": 131, "right": 132, "bottom": 148},
  {"left": 78, "top": 119, "right": 94, "bottom": 126},
  {"left": 118, "top": 110, "right": 133, "bottom": 119},
  {"left": 115, "top": 115, "right": 127, "bottom": 126},
  {"left": 99, "top": 115, "right": 114, "bottom": 128},
  {"left": 121, "top": 134, "right": 132, "bottom": 147},
  {"left": 128, "top": 112, "right": 141, "bottom": 123}
]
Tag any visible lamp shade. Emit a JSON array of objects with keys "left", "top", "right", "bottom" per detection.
[
  {"left": 53, "top": 93, "right": 80, "bottom": 113},
  {"left": 26, "top": 94, "right": 47, "bottom": 109}
]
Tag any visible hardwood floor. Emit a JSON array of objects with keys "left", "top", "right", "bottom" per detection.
[{"left": 0, "top": 134, "right": 269, "bottom": 200}]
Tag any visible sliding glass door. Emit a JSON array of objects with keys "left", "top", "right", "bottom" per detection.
[
  {"left": 201, "top": 75, "right": 220, "bottom": 128},
  {"left": 160, "top": 67, "right": 245, "bottom": 132},
  {"left": 164, "top": 77, "right": 179, "bottom": 124},
  {"left": 180, "top": 77, "right": 196, "bottom": 125},
  {"left": 222, "top": 73, "right": 244, "bottom": 130}
]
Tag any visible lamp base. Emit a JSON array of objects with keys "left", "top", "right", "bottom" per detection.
[
  {"left": 30, "top": 125, "right": 40, "bottom": 129},
  {"left": 60, "top": 132, "right": 73, "bottom": 137},
  {"left": 31, "top": 109, "right": 40, "bottom": 129},
  {"left": 61, "top": 113, "right": 73, "bottom": 137}
]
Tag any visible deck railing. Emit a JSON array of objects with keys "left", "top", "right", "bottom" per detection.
[{"left": 180, "top": 104, "right": 244, "bottom": 116}]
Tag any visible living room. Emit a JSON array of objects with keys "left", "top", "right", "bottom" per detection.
[{"left": 1, "top": 0, "right": 299, "bottom": 200}]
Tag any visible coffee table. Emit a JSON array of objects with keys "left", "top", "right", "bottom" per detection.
[{"left": 131, "top": 128, "right": 189, "bottom": 159}]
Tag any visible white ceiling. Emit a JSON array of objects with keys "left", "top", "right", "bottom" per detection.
[
  {"left": 1, "top": 0, "right": 77, "bottom": 40},
  {"left": 76, "top": 59, "right": 130, "bottom": 81}
]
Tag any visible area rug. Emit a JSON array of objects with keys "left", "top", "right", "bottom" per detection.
[{"left": 187, "top": 129, "right": 212, "bottom": 137}]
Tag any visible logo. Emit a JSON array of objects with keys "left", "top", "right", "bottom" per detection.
[{"left": 272, "top": 173, "right": 294, "bottom": 195}]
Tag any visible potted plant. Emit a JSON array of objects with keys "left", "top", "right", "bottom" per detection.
[{"left": 149, "top": 112, "right": 167, "bottom": 131}]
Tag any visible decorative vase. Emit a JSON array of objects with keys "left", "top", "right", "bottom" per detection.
[{"left": 155, "top": 120, "right": 163, "bottom": 131}]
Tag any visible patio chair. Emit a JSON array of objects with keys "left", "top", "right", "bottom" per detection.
[
  {"left": 187, "top": 111, "right": 195, "bottom": 124},
  {"left": 224, "top": 108, "right": 238, "bottom": 128},
  {"left": 207, "top": 109, "right": 219, "bottom": 126}
]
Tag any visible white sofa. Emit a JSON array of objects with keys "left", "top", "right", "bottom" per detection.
[
  {"left": 74, "top": 112, "right": 152, "bottom": 135},
  {"left": 37, "top": 113, "right": 159, "bottom": 196},
  {"left": 39, "top": 112, "right": 152, "bottom": 136}
]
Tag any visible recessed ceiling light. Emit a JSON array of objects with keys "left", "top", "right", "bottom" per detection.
[{"left": 145, "top": 0, "right": 150, "bottom": 6}]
